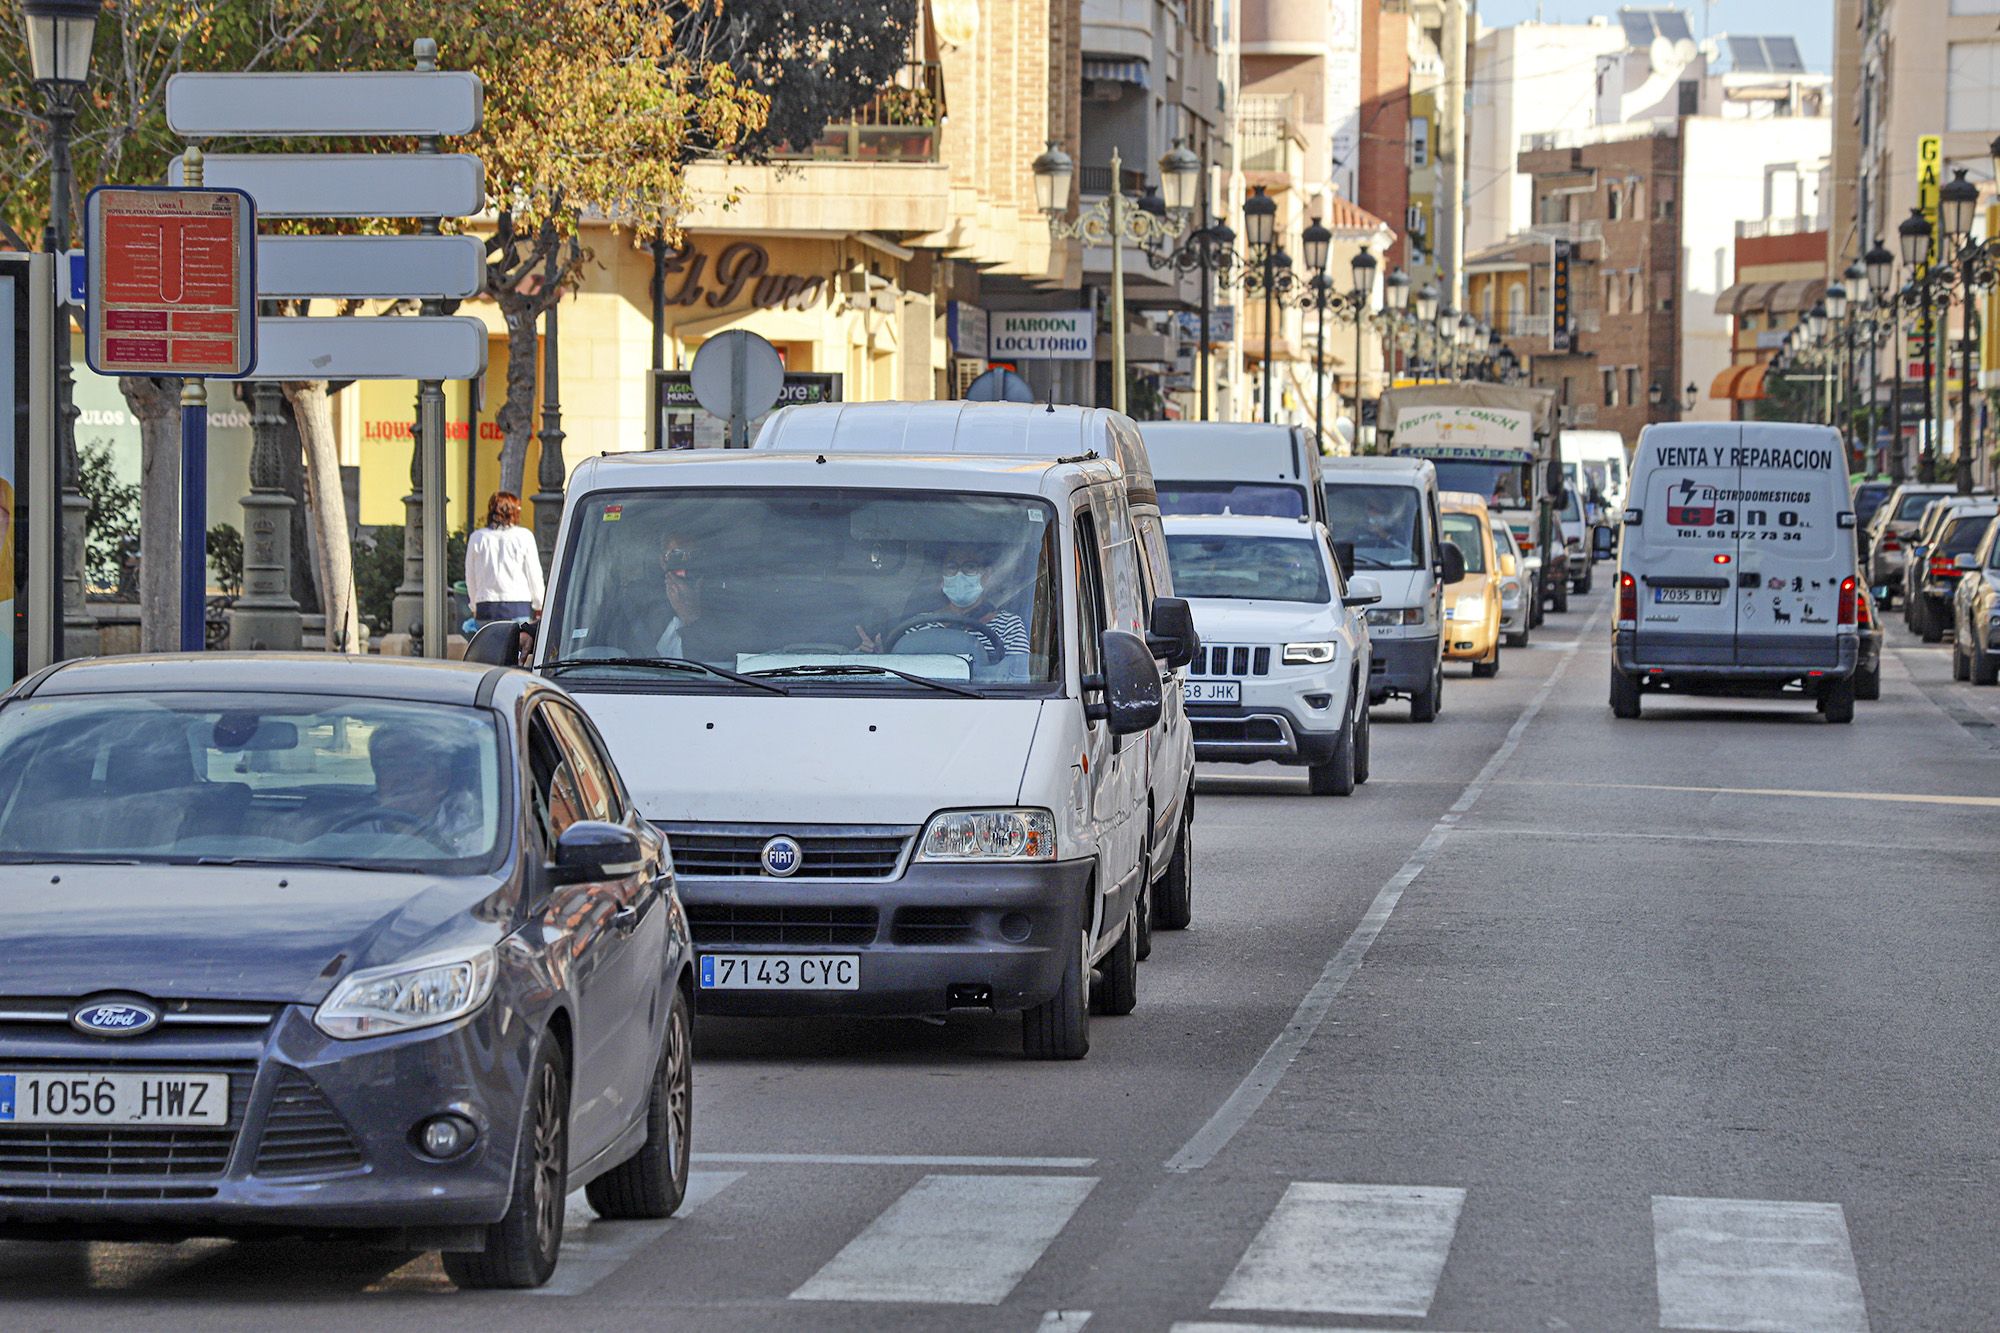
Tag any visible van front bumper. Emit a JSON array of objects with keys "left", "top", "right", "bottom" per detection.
[
  {"left": 1614, "top": 629, "right": 1858, "bottom": 682},
  {"left": 1368, "top": 634, "right": 1440, "bottom": 701},
  {"left": 682, "top": 859, "right": 1094, "bottom": 1018}
]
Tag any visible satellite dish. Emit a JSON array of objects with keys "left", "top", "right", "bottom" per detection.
[
  {"left": 1648, "top": 35, "right": 1676, "bottom": 74},
  {"left": 1673, "top": 37, "right": 1699, "bottom": 68},
  {"left": 965, "top": 368, "right": 1036, "bottom": 403}
]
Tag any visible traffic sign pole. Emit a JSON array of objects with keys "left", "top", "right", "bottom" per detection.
[{"left": 179, "top": 148, "right": 209, "bottom": 652}]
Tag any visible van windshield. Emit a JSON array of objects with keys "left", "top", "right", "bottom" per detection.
[
  {"left": 1164, "top": 533, "right": 1330, "bottom": 603},
  {"left": 544, "top": 488, "right": 1062, "bottom": 690},
  {"left": 1158, "top": 481, "right": 1307, "bottom": 518},
  {"left": 1323, "top": 484, "right": 1424, "bottom": 569},
  {"left": 1431, "top": 461, "right": 1531, "bottom": 508}
]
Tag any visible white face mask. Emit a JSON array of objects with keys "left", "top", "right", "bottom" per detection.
[{"left": 942, "top": 572, "right": 983, "bottom": 608}]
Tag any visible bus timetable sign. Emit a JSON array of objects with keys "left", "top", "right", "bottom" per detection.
[{"left": 84, "top": 186, "right": 256, "bottom": 378}]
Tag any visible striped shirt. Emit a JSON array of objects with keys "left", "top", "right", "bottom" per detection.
[{"left": 904, "top": 610, "right": 1030, "bottom": 660}]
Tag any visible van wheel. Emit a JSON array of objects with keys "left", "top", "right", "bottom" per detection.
[
  {"left": 1573, "top": 567, "right": 1593, "bottom": 596},
  {"left": 585, "top": 986, "right": 691, "bottom": 1221},
  {"left": 1022, "top": 926, "right": 1090, "bottom": 1059},
  {"left": 1472, "top": 646, "right": 1500, "bottom": 678},
  {"left": 1353, "top": 700, "right": 1372, "bottom": 785},
  {"left": 1506, "top": 626, "right": 1531, "bottom": 648},
  {"left": 1152, "top": 797, "right": 1193, "bottom": 931},
  {"left": 1093, "top": 907, "right": 1139, "bottom": 1017},
  {"left": 1973, "top": 640, "right": 2000, "bottom": 686},
  {"left": 1410, "top": 660, "right": 1442, "bottom": 723},
  {"left": 444, "top": 1041, "right": 569, "bottom": 1290},
  {"left": 1822, "top": 677, "right": 1856, "bottom": 724},
  {"left": 1308, "top": 712, "right": 1357, "bottom": 795},
  {"left": 1855, "top": 663, "right": 1882, "bottom": 700},
  {"left": 1551, "top": 578, "right": 1570, "bottom": 613},
  {"left": 1134, "top": 878, "right": 1153, "bottom": 961},
  {"left": 1610, "top": 668, "right": 1642, "bottom": 719},
  {"left": 1954, "top": 639, "right": 1971, "bottom": 681}
]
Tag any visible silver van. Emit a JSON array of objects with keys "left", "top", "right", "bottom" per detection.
[{"left": 1139, "top": 422, "right": 1329, "bottom": 528}]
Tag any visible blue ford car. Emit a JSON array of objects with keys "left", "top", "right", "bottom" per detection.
[{"left": 0, "top": 656, "right": 692, "bottom": 1289}]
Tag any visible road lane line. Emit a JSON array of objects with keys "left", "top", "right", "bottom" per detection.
[
  {"left": 1212, "top": 1182, "right": 1466, "bottom": 1317},
  {"left": 1490, "top": 779, "right": 2000, "bottom": 809},
  {"left": 1651, "top": 1196, "right": 1868, "bottom": 1332},
  {"left": 695, "top": 1151, "right": 1096, "bottom": 1169},
  {"left": 790, "top": 1173, "right": 1097, "bottom": 1305},
  {"left": 1165, "top": 604, "right": 1601, "bottom": 1173},
  {"left": 1451, "top": 827, "right": 1956, "bottom": 854},
  {"left": 1038, "top": 1310, "right": 1093, "bottom": 1332},
  {"left": 1176, "top": 1325, "right": 1484, "bottom": 1333},
  {"left": 531, "top": 1170, "right": 741, "bottom": 1297}
]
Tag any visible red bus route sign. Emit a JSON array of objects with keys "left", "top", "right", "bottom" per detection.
[{"left": 84, "top": 186, "right": 257, "bottom": 378}]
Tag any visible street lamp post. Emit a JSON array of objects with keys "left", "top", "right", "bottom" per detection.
[
  {"left": 1844, "top": 258, "right": 1873, "bottom": 470},
  {"left": 1807, "top": 301, "right": 1831, "bottom": 424},
  {"left": 1940, "top": 165, "right": 1989, "bottom": 496},
  {"left": 1900, "top": 207, "right": 1937, "bottom": 481},
  {"left": 1301, "top": 217, "right": 1331, "bottom": 447},
  {"left": 21, "top": 0, "right": 103, "bottom": 660},
  {"left": 1826, "top": 280, "right": 1850, "bottom": 457},
  {"left": 1242, "top": 185, "right": 1284, "bottom": 423},
  {"left": 1350, "top": 243, "right": 1377, "bottom": 444},
  {"left": 1867, "top": 237, "right": 1900, "bottom": 479},
  {"left": 1384, "top": 268, "right": 1410, "bottom": 382},
  {"left": 1415, "top": 282, "right": 1439, "bottom": 379}
]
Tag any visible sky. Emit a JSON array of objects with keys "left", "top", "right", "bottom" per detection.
[{"left": 1474, "top": 1, "right": 1833, "bottom": 74}]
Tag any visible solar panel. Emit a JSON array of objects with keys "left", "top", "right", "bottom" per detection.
[
  {"left": 1619, "top": 8, "right": 1695, "bottom": 49},
  {"left": 1764, "top": 36, "right": 1806, "bottom": 72},
  {"left": 1721, "top": 34, "right": 1808, "bottom": 74}
]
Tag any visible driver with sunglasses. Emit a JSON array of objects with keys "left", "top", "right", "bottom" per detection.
[{"left": 655, "top": 530, "right": 707, "bottom": 659}]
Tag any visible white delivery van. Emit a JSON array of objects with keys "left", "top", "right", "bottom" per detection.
[
  {"left": 1613, "top": 422, "right": 1861, "bottom": 722},
  {"left": 506, "top": 448, "right": 1196, "bottom": 1061},
  {"left": 755, "top": 402, "right": 1199, "bottom": 937},
  {"left": 1560, "top": 428, "right": 1629, "bottom": 513},
  {"left": 1321, "top": 456, "right": 1463, "bottom": 721},
  {"left": 1138, "top": 422, "right": 1329, "bottom": 528}
]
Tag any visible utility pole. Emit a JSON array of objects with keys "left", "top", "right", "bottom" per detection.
[{"left": 1442, "top": 0, "right": 1468, "bottom": 308}]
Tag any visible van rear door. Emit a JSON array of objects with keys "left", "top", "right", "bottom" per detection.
[
  {"left": 1730, "top": 424, "right": 1848, "bottom": 669},
  {"left": 1634, "top": 428, "right": 1740, "bottom": 664}
]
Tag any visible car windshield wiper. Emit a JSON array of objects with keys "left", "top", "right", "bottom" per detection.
[
  {"left": 0, "top": 853, "right": 143, "bottom": 865},
  {"left": 747, "top": 663, "right": 989, "bottom": 699},
  {"left": 193, "top": 855, "right": 403, "bottom": 872},
  {"left": 540, "top": 655, "right": 789, "bottom": 695}
]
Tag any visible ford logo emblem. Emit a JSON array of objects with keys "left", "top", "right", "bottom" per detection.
[
  {"left": 760, "top": 836, "right": 803, "bottom": 878},
  {"left": 70, "top": 996, "right": 161, "bottom": 1038}
]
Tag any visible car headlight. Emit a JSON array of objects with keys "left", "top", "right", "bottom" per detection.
[
  {"left": 1282, "top": 641, "right": 1337, "bottom": 665},
  {"left": 314, "top": 945, "right": 497, "bottom": 1040},
  {"left": 1367, "top": 606, "right": 1425, "bottom": 628},
  {"left": 1453, "top": 594, "right": 1487, "bottom": 621},
  {"left": 915, "top": 808, "right": 1055, "bottom": 862}
]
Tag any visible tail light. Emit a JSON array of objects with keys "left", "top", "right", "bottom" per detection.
[
  {"left": 1618, "top": 571, "right": 1637, "bottom": 625},
  {"left": 1856, "top": 587, "right": 1872, "bottom": 628},
  {"left": 1883, "top": 533, "right": 1901, "bottom": 552},
  {"left": 1930, "top": 555, "right": 1958, "bottom": 577},
  {"left": 1837, "top": 575, "right": 1857, "bottom": 626}
]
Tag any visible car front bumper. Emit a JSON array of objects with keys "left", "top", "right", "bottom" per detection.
[
  {"left": 683, "top": 859, "right": 1094, "bottom": 1018},
  {"left": 1187, "top": 700, "right": 1344, "bottom": 766},
  {"left": 1443, "top": 612, "right": 1500, "bottom": 661},
  {"left": 1368, "top": 634, "right": 1440, "bottom": 701}
]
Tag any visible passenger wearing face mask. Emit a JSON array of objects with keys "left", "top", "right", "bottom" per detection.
[{"left": 857, "top": 544, "right": 1029, "bottom": 665}]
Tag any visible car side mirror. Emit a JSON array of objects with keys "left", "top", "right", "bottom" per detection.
[
  {"left": 1343, "top": 575, "right": 1383, "bottom": 608},
  {"left": 1498, "top": 552, "right": 1518, "bottom": 577},
  {"left": 466, "top": 618, "right": 537, "bottom": 667},
  {"left": 1332, "top": 540, "right": 1356, "bottom": 580},
  {"left": 548, "top": 820, "right": 644, "bottom": 886},
  {"left": 1439, "top": 541, "right": 1468, "bottom": 585},
  {"left": 1145, "top": 596, "right": 1200, "bottom": 669},
  {"left": 1956, "top": 552, "right": 1979, "bottom": 570},
  {"left": 1084, "top": 629, "right": 1163, "bottom": 736}
]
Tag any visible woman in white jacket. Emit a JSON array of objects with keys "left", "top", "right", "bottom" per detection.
[{"left": 464, "top": 492, "right": 544, "bottom": 626}]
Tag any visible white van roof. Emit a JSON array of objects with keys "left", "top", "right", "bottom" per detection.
[
  {"left": 1323, "top": 456, "right": 1436, "bottom": 485},
  {"left": 1136, "top": 421, "right": 1310, "bottom": 484},
  {"left": 752, "top": 401, "right": 1155, "bottom": 504},
  {"left": 569, "top": 445, "right": 1115, "bottom": 505}
]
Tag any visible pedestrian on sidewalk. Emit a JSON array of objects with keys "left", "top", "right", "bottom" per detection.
[{"left": 465, "top": 492, "right": 544, "bottom": 627}]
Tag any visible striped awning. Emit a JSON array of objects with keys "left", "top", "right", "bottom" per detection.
[
  {"left": 1709, "top": 360, "right": 1770, "bottom": 401},
  {"left": 1713, "top": 277, "right": 1825, "bottom": 317},
  {"left": 1083, "top": 58, "right": 1149, "bottom": 88}
]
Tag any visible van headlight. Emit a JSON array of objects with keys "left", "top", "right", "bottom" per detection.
[
  {"left": 1282, "top": 642, "right": 1337, "bottom": 665},
  {"left": 915, "top": 809, "right": 1056, "bottom": 861},
  {"left": 1367, "top": 606, "right": 1425, "bottom": 628},
  {"left": 314, "top": 946, "right": 497, "bottom": 1039}
]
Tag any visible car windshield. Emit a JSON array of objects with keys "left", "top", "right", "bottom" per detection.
[
  {"left": 1897, "top": 492, "right": 1945, "bottom": 521},
  {"left": 545, "top": 487, "right": 1061, "bottom": 689},
  {"left": 1164, "top": 532, "right": 1330, "bottom": 603},
  {"left": 0, "top": 694, "right": 504, "bottom": 872},
  {"left": 1441, "top": 512, "right": 1489, "bottom": 573},
  {"left": 1158, "top": 481, "right": 1307, "bottom": 518},
  {"left": 1324, "top": 484, "right": 1423, "bottom": 569},
  {"left": 1940, "top": 516, "right": 1995, "bottom": 557},
  {"left": 1430, "top": 460, "right": 1530, "bottom": 508}
]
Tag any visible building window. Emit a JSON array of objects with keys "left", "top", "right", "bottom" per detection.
[
  {"left": 1632, "top": 181, "right": 1644, "bottom": 215},
  {"left": 1947, "top": 44, "right": 2000, "bottom": 129},
  {"left": 1411, "top": 116, "right": 1431, "bottom": 168},
  {"left": 1605, "top": 271, "right": 1620, "bottom": 314},
  {"left": 1625, "top": 366, "right": 1640, "bottom": 405},
  {"left": 1677, "top": 80, "right": 1699, "bottom": 116},
  {"left": 1602, "top": 369, "right": 1618, "bottom": 406},
  {"left": 1507, "top": 284, "right": 1526, "bottom": 332},
  {"left": 1608, "top": 187, "right": 1622, "bottom": 221},
  {"left": 1628, "top": 270, "right": 1642, "bottom": 311}
]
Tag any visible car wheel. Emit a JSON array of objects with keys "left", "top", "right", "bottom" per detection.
[
  {"left": 1353, "top": 699, "right": 1372, "bottom": 785},
  {"left": 1920, "top": 599, "right": 1944, "bottom": 643},
  {"left": 584, "top": 985, "right": 692, "bottom": 1221},
  {"left": 1472, "top": 645, "right": 1500, "bottom": 678},
  {"left": 1506, "top": 625, "right": 1531, "bottom": 648},
  {"left": 1134, "top": 855, "right": 1153, "bottom": 962},
  {"left": 1822, "top": 677, "right": 1856, "bottom": 724},
  {"left": 1954, "top": 638, "right": 1971, "bottom": 681},
  {"left": 444, "top": 1040, "right": 570, "bottom": 1290},
  {"left": 1551, "top": 577, "right": 1570, "bottom": 613},
  {"left": 1022, "top": 925, "right": 1090, "bottom": 1059},
  {"left": 1093, "top": 907, "right": 1139, "bottom": 1017},
  {"left": 1152, "top": 795, "right": 1193, "bottom": 931},
  {"left": 1610, "top": 667, "right": 1642, "bottom": 719},
  {"left": 1974, "top": 640, "right": 2000, "bottom": 686},
  {"left": 1308, "top": 711, "right": 1357, "bottom": 795},
  {"left": 1574, "top": 568, "right": 1593, "bottom": 595},
  {"left": 1855, "top": 663, "right": 1882, "bottom": 700},
  {"left": 1410, "top": 658, "right": 1442, "bottom": 722}
]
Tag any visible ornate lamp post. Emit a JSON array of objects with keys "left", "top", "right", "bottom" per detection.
[
  {"left": 21, "top": 0, "right": 103, "bottom": 659},
  {"left": 1806, "top": 300, "right": 1831, "bottom": 425},
  {"left": 1900, "top": 206, "right": 1939, "bottom": 480},
  {"left": 1940, "top": 152, "right": 2000, "bottom": 495},
  {"left": 1349, "top": 243, "right": 1378, "bottom": 441},
  {"left": 1825, "top": 279, "right": 1851, "bottom": 455},
  {"left": 1299, "top": 217, "right": 1332, "bottom": 447},
  {"left": 1415, "top": 282, "right": 1439, "bottom": 378},
  {"left": 1383, "top": 268, "right": 1410, "bottom": 381},
  {"left": 1865, "top": 240, "right": 1898, "bottom": 478},
  {"left": 1843, "top": 258, "right": 1873, "bottom": 469},
  {"left": 1239, "top": 185, "right": 1291, "bottom": 422},
  {"left": 1033, "top": 141, "right": 1197, "bottom": 414},
  {"left": 1151, "top": 177, "right": 1239, "bottom": 421}
]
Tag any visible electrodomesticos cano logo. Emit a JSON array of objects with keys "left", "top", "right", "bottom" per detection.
[
  {"left": 1666, "top": 478, "right": 1716, "bottom": 526},
  {"left": 1667, "top": 478, "right": 1815, "bottom": 533}
]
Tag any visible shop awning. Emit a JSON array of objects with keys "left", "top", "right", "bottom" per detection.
[
  {"left": 1709, "top": 360, "right": 1769, "bottom": 400},
  {"left": 1713, "top": 277, "right": 1825, "bottom": 316},
  {"left": 1082, "top": 58, "right": 1149, "bottom": 88}
]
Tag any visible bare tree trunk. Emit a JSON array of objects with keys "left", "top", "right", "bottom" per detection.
[
  {"left": 283, "top": 380, "right": 360, "bottom": 653},
  {"left": 120, "top": 375, "right": 180, "bottom": 652},
  {"left": 495, "top": 295, "right": 541, "bottom": 495}
]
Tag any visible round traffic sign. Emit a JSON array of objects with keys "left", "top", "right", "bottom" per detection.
[{"left": 690, "top": 330, "right": 785, "bottom": 422}]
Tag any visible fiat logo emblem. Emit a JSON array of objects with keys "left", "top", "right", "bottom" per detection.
[{"left": 760, "top": 836, "right": 803, "bottom": 878}]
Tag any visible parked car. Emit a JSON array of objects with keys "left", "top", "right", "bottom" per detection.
[
  {"left": 1874, "top": 484, "right": 1978, "bottom": 611},
  {"left": 1494, "top": 521, "right": 1532, "bottom": 648},
  {"left": 1439, "top": 492, "right": 1504, "bottom": 677},
  {"left": 1913, "top": 504, "right": 1999, "bottom": 643},
  {"left": 1557, "top": 486, "right": 1593, "bottom": 594},
  {"left": 1850, "top": 477, "right": 1893, "bottom": 540},
  {"left": 1951, "top": 515, "right": 2000, "bottom": 684},
  {"left": 1164, "top": 514, "right": 1380, "bottom": 795},
  {"left": 1140, "top": 421, "right": 1329, "bottom": 527},
  {"left": 0, "top": 656, "right": 691, "bottom": 1289},
  {"left": 1612, "top": 422, "right": 1861, "bottom": 722},
  {"left": 1855, "top": 585, "right": 1882, "bottom": 700},
  {"left": 1901, "top": 497, "right": 1977, "bottom": 630}
]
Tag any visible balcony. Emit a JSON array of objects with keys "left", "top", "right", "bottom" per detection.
[
  {"left": 1511, "top": 313, "right": 1552, "bottom": 338},
  {"left": 1239, "top": 94, "right": 1305, "bottom": 176},
  {"left": 773, "top": 61, "right": 943, "bottom": 163}
]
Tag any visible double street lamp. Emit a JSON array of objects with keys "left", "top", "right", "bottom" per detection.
[
  {"left": 1864, "top": 237, "right": 1903, "bottom": 481},
  {"left": 1898, "top": 205, "right": 1940, "bottom": 479},
  {"left": 1937, "top": 148, "right": 2000, "bottom": 496}
]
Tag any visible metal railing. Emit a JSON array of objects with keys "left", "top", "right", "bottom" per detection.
[
  {"left": 1737, "top": 214, "right": 1828, "bottom": 239},
  {"left": 774, "top": 60, "right": 943, "bottom": 163},
  {"left": 1239, "top": 94, "right": 1303, "bottom": 173}
]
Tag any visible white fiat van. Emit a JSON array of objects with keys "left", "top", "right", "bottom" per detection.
[
  {"left": 1613, "top": 422, "right": 1860, "bottom": 722},
  {"left": 494, "top": 448, "right": 1194, "bottom": 1061},
  {"left": 1137, "top": 422, "right": 1329, "bottom": 528}
]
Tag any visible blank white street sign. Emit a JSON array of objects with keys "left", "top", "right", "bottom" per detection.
[
  {"left": 257, "top": 235, "right": 486, "bottom": 300},
  {"left": 168, "top": 154, "right": 484, "bottom": 219},
  {"left": 167, "top": 72, "right": 483, "bottom": 137},
  {"left": 250, "top": 315, "right": 487, "bottom": 380}
]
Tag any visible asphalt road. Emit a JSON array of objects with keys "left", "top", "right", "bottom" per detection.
[{"left": 6, "top": 581, "right": 1997, "bottom": 1331}]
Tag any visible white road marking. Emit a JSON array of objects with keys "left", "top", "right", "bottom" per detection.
[
  {"left": 1491, "top": 779, "right": 2000, "bottom": 810},
  {"left": 695, "top": 1151, "right": 1095, "bottom": 1169},
  {"left": 1175, "top": 1324, "right": 1483, "bottom": 1333},
  {"left": 790, "top": 1173, "right": 1097, "bottom": 1305},
  {"left": 531, "top": 1169, "right": 741, "bottom": 1297},
  {"left": 1166, "top": 604, "right": 1602, "bottom": 1172},
  {"left": 1038, "top": 1310, "right": 1094, "bottom": 1332},
  {"left": 1452, "top": 826, "right": 1952, "bottom": 855},
  {"left": 1652, "top": 1195, "right": 1869, "bottom": 1332},
  {"left": 1212, "top": 1182, "right": 1466, "bottom": 1317}
]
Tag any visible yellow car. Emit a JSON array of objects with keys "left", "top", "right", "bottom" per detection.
[{"left": 1439, "top": 491, "right": 1503, "bottom": 677}]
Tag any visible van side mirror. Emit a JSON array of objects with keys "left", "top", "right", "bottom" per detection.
[
  {"left": 1439, "top": 541, "right": 1468, "bottom": 585},
  {"left": 1593, "top": 525, "right": 1616, "bottom": 559},
  {"left": 1343, "top": 575, "right": 1383, "bottom": 608},
  {"left": 1332, "top": 540, "right": 1356, "bottom": 579},
  {"left": 466, "top": 618, "right": 537, "bottom": 667},
  {"left": 1084, "top": 630, "right": 1163, "bottom": 736},
  {"left": 1146, "top": 596, "right": 1200, "bottom": 669},
  {"left": 548, "top": 820, "right": 644, "bottom": 886},
  {"left": 1546, "top": 458, "right": 1564, "bottom": 496}
]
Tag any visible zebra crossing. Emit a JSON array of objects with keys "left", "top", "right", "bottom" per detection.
[{"left": 540, "top": 1162, "right": 1874, "bottom": 1331}]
